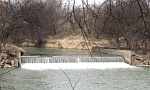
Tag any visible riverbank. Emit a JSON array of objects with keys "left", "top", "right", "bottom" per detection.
[
  {"left": 21, "top": 35, "right": 118, "bottom": 49},
  {"left": 1, "top": 34, "right": 150, "bottom": 68},
  {"left": 0, "top": 44, "right": 24, "bottom": 68}
]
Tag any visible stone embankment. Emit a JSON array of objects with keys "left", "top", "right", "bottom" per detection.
[{"left": 0, "top": 44, "right": 24, "bottom": 68}]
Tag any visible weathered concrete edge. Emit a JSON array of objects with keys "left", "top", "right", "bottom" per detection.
[{"left": 93, "top": 49, "right": 134, "bottom": 64}]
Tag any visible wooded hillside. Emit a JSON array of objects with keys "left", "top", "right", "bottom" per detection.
[{"left": 0, "top": 0, "right": 150, "bottom": 54}]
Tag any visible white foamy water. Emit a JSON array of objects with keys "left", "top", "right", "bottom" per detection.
[{"left": 21, "top": 62, "right": 137, "bottom": 70}]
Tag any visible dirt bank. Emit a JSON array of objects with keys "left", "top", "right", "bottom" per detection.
[{"left": 22, "top": 35, "right": 116, "bottom": 49}]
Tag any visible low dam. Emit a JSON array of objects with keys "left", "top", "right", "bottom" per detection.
[
  {"left": 21, "top": 56, "right": 123, "bottom": 63},
  {"left": 20, "top": 56, "right": 136, "bottom": 70}
]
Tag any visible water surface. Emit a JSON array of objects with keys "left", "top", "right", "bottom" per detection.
[
  {"left": 1, "top": 48, "right": 149, "bottom": 90},
  {"left": 0, "top": 68, "right": 150, "bottom": 90}
]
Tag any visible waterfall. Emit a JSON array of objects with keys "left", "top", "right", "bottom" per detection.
[
  {"left": 21, "top": 56, "right": 123, "bottom": 63},
  {"left": 21, "top": 56, "right": 137, "bottom": 70}
]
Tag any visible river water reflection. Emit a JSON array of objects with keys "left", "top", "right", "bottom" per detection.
[
  {"left": 0, "top": 68, "right": 150, "bottom": 90},
  {"left": 23, "top": 47, "right": 91, "bottom": 56}
]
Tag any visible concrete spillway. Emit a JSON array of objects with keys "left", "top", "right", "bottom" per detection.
[
  {"left": 21, "top": 56, "right": 137, "bottom": 70},
  {"left": 21, "top": 56, "right": 123, "bottom": 63}
]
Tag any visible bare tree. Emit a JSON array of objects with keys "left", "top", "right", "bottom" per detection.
[{"left": 0, "top": 0, "right": 13, "bottom": 48}]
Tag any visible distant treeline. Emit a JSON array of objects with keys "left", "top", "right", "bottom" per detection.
[{"left": 0, "top": 0, "right": 150, "bottom": 53}]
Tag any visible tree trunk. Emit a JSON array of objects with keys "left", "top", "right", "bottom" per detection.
[{"left": 115, "top": 37, "right": 120, "bottom": 49}]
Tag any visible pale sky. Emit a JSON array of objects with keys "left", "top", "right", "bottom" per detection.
[
  {"left": 2, "top": 0, "right": 105, "bottom": 6},
  {"left": 63, "top": 0, "right": 105, "bottom": 6}
]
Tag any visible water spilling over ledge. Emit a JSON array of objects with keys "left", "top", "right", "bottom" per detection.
[
  {"left": 21, "top": 56, "right": 123, "bottom": 63},
  {"left": 21, "top": 56, "right": 137, "bottom": 70},
  {"left": 21, "top": 63, "right": 137, "bottom": 70}
]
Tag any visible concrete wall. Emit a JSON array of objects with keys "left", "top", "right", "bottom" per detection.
[{"left": 98, "top": 49, "right": 134, "bottom": 64}]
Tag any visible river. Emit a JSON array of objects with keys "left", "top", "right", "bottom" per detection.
[
  {"left": 0, "top": 48, "right": 150, "bottom": 90},
  {"left": 0, "top": 68, "right": 150, "bottom": 90}
]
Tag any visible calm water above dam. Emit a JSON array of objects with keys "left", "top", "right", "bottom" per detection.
[{"left": 23, "top": 47, "right": 91, "bottom": 56}]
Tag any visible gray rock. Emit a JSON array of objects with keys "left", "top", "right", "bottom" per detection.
[{"left": 4, "top": 64, "right": 12, "bottom": 68}]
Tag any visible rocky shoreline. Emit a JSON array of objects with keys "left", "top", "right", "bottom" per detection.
[
  {"left": 0, "top": 44, "right": 24, "bottom": 68},
  {"left": 131, "top": 54, "right": 150, "bottom": 66}
]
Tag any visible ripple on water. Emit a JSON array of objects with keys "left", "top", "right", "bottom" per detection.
[{"left": 0, "top": 66, "right": 150, "bottom": 90}]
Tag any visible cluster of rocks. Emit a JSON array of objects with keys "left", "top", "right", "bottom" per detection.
[
  {"left": 0, "top": 44, "right": 24, "bottom": 68},
  {"left": 131, "top": 54, "right": 150, "bottom": 66}
]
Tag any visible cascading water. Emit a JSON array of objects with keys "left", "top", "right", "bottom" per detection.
[{"left": 21, "top": 56, "right": 137, "bottom": 70}]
